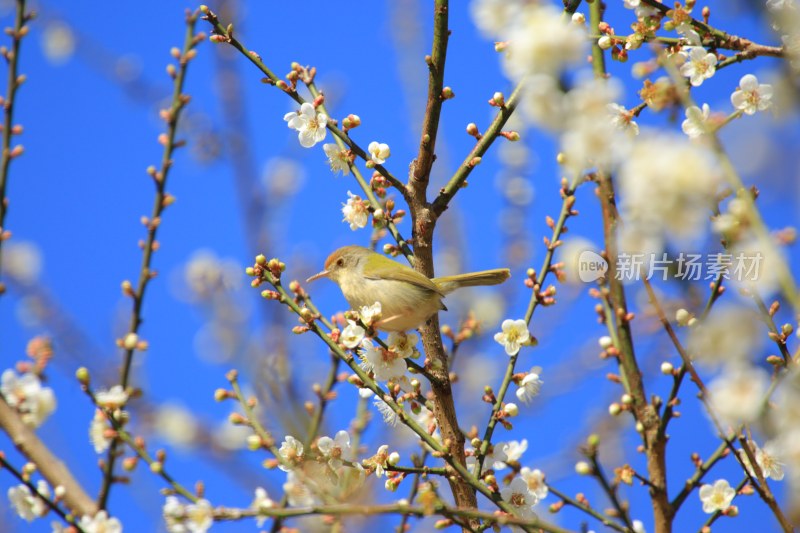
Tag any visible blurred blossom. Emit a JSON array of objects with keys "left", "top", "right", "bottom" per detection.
[
  {"left": 559, "top": 77, "right": 625, "bottom": 174},
  {"left": 557, "top": 237, "right": 599, "bottom": 285},
  {"left": 262, "top": 157, "right": 306, "bottom": 197},
  {"left": 283, "top": 471, "right": 317, "bottom": 507},
  {"left": 183, "top": 250, "right": 241, "bottom": 301},
  {"left": 42, "top": 22, "right": 75, "bottom": 65},
  {"left": 617, "top": 132, "right": 721, "bottom": 253},
  {"left": 213, "top": 415, "right": 251, "bottom": 451},
  {"left": 497, "top": 139, "right": 532, "bottom": 168},
  {"left": 707, "top": 364, "right": 770, "bottom": 426},
  {"left": 686, "top": 306, "right": 761, "bottom": 368},
  {"left": 497, "top": 208, "right": 526, "bottom": 235},
  {"left": 3, "top": 241, "right": 42, "bottom": 285},
  {"left": 115, "top": 54, "right": 143, "bottom": 83},
  {"left": 501, "top": 4, "right": 586, "bottom": 81},
  {"left": 470, "top": 0, "right": 523, "bottom": 39},
  {"left": 468, "top": 291, "right": 505, "bottom": 328},
  {"left": 519, "top": 74, "right": 564, "bottom": 131},
  {"left": 501, "top": 176, "right": 535, "bottom": 206},
  {"left": 154, "top": 403, "right": 199, "bottom": 449},
  {"left": 729, "top": 234, "right": 786, "bottom": 298}
]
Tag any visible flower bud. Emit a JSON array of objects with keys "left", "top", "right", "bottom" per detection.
[
  {"left": 575, "top": 461, "right": 592, "bottom": 475},
  {"left": 660, "top": 362, "right": 674, "bottom": 375}
]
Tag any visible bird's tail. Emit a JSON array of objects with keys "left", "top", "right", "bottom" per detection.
[{"left": 433, "top": 268, "right": 511, "bottom": 294}]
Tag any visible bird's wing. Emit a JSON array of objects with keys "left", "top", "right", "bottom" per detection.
[{"left": 363, "top": 254, "right": 444, "bottom": 296}]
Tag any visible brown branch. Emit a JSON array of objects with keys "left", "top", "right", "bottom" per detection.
[
  {"left": 409, "top": 0, "right": 449, "bottom": 191},
  {"left": 0, "top": 397, "right": 97, "bottom": 517}
]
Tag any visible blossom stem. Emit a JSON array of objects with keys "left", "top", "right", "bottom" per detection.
[
  {"left": 0, "top": 0, "right": 27, "bottom": 299},
  {"left": 547, "top": 484, "right": 629, "bottom": 533},
  {"left": 304, "top": 81, "right": 414, "bottom": 263},
  {"left": 476, "top": 184, "right": 577, "bottom": 474},
  {"left": 98, "top": 11, "right": 202, "bottom": 511},
  {"left": 431, "top": 80, "right": 524, "bottom": 217}
]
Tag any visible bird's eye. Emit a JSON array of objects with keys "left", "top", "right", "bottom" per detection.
[{"left": 336, "top": 258, "right": 344, "bottom": 267}]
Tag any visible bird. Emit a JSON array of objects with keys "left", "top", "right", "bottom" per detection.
[{"left": 307, "top": 245, "right": 510, "bottom": 331}]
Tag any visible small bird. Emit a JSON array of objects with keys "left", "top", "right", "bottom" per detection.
[{"left": 307, "top": 245, "right": 510, "bottom": 331}]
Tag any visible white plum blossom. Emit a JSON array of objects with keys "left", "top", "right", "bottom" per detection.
[
  {"left": 520, "top": 467, "right": 548, "bottom": 501},
  {"left": 502, "top": 4, "right": 586, "bottom": 80},
  {"left": 162, "top": 496, "right": 186, "bottom": 532},
  {"left": 284, "top": 471, "right": 316, "bottom": 507},
  {"left": 283, "top": 102, "right": 328, "bottom": 148},
  {"left": 699, "top": 479, "right": 736, "bottom": 513},
  {"left": 361, "top": 339, "right": 407, "bottom": 382},
  {"left": 341, "top": 191, "right": 369, "bottom": 231},
  {"left": 78, "top": 511, "right": 122, "bottom": 533},
  {"left": 1, "top": 369, "right": 56, "bottom": 428},
  {"left": 387, "top": 331, "right": 419, "bottom": 359},
  {"left": 682, "top": 103, "right": 711, "bottom": 138},
  {"left": 251, "top": 487, "right": 275, "bottom": 527},
  {"left": 340, "top": 320, "right": 366, "bottom": 349},
  {"left": 184, "top": 499, "right": 213, "bottom": 533},
  {"left": 8, "top": 481, "right": 50, "bottom": 521},
  {"left": 738, "top": 440, "right": 785, "bottom": 481},
  {"left": 358, "top": 302, "right": 382, "bottom": 327},
  {"left": 608, "top": 103, "right": 639, "bottom": 135},
  {"left": 731, "top": 74, "right": 773, "bottom": 115},
  {"left": 90, "top": 409, "right": 112, "bottom": 454},
  {"left": 278, "top": 435, "right": 304, "bottom": 471},
  {"left": 368, "top": 141, "right": 391, "bottom": 164},
  {"left": 488, "top": 442, "right": 510, "bottom": 470},
  {"left": 676, "top": 22, "right": 702, "bottom": 45},
  {"left": 494, "top": 319, "right": 530, "bottom": 356},
  {"left": 500, "top": 440, "right": 528, "bottom": 467},
  {"left": 516, "top": 368, "right": 543, "bottom": 404},
  {"left": 322, "top": 143, "right": 350, "bottom": 175},
  {"left": 317, "top": 430, "right": 352, "bottom": 468},
  {"left": 369, "top": 444, "right": 391, "bottom": 477},
  {"left": 707, "top": 364, "right": 770, "bottom": 426},
  {"left": 94, "top": 385, "right": 128, "bottom": 410},
  {"left": 500, "top": 477, "right": 537, "bottom": 519},
  {"left": 679, "top": 47, "right": 717, "bottom": 86}
]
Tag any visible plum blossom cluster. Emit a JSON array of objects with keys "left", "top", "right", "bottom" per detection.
[
  {"left": 268, "top": 430, "right": 395, "bottom": 511},
  {"left": 680, "top": 74, "right": 773, "bottom": 139},
  {"left": 1, "top": 369, "right": 56, "bottom": 428}
]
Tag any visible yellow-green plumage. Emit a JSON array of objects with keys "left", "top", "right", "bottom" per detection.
[{"left": 307, "top": 245, "right": 510, "bottom": 331}]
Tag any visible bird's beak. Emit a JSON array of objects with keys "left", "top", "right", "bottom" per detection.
[{"left": 306, "top": 270, "right": 329, "bottom": 283}]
